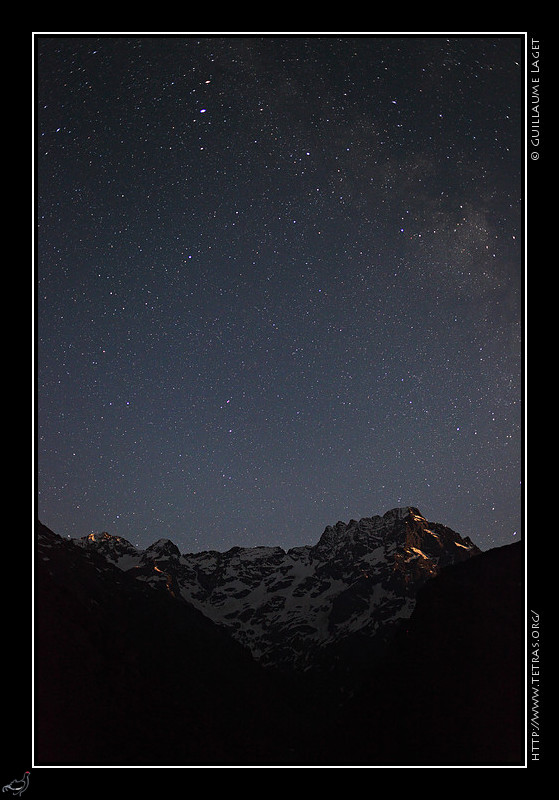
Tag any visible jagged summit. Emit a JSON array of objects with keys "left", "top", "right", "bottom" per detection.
[
  {"left": 318, "top": 506, "right": 424, "bottom": 537},
  {"left": 75, "top": 507, "right": 446, "bottom": 557},
  {"left": 384, "top": 505, "right": 424, "bottom": 521},
  {"left": 311, "top": 506, "right": 477, "bottom": 563}
]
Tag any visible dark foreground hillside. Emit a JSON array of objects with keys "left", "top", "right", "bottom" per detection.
[
  {"left": 35, "top": 523, "right": 313, "bottom": 766},
  {"left": 325, "top": 540, "right": 525, "bottom": 766},
  {"left": 34, "top": 523, "right": 524, "bottom": 767}
]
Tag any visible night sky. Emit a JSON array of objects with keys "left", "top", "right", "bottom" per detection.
[{"left": 35, "top": 35, "right": 524, "bottom": 554}]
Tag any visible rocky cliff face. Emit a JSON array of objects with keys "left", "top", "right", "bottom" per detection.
[{"left": 70, "top": 506, "right": 480, "bottom": 671}]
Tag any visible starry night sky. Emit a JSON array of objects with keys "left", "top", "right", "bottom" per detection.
[{"left": 35, "top": 34, "right": 524, "bottom": 554}]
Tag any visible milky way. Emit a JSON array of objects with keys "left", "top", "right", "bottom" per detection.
[{"left": 36, "top": 35, "right": 524, "bottom": 552}]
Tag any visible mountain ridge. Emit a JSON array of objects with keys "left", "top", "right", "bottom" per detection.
[
  {"left": 56, "top": 506, "right": 481, "bottom": 672},
  {"left": 34, "top": 508, "right": 524, "bottom": 766}
]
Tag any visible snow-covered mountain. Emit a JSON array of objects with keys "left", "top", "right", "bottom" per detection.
[
  {"left": 67, "top": 506, "right": 480, "bottom": 671},
  {"left": 35, "top": 510, "right": 524, "bottom": 766}
]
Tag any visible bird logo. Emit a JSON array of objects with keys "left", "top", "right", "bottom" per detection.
[{"left": 2, "top": 773, "right": 30, "bottom": 797}]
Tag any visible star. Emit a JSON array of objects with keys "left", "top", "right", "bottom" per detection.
[{"left": 36, "top": 34, "right": 523, "bottom": 553}]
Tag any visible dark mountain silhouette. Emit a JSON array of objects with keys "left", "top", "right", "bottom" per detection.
[
  {"left": 321, "top": 540, "right": 525, "bottom": 765},
  {"left": 35, "top": 522, "right": 309, "bottom": 765}
]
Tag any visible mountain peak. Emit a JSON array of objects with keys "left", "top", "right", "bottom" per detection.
[
  {"left": 85, "top": 531, "right": 135, "bottom": 547},
  {"left": 86, "top": 531, "right": 112, "bottom": 542},
  {"left": 313, "top": 507, "right": 426, "bottom": 551},
  {"left": 76, "top": 530, "right": 139, "bottom": 568},
  {"left": 145, "top": 538, "right": 181, "bottom": 558},
  {"left": 382, "top": 506, "right": 425, "bottom": 522}
]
